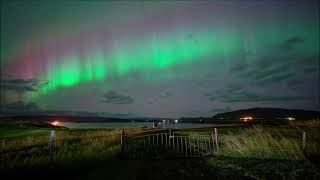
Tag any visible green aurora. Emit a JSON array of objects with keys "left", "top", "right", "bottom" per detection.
[{"left": 1, "top": 0, "right": 319, "bottom": 117}]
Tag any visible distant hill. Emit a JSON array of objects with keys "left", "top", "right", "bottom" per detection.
[
  {"left": 1, "top": 108, "right": 319, "bottom": 124},
  {"left": 210, "top": 108, "right": 320, "bottom": 123},
  {"left": 1, "top": 115, "right": 129, "bottom": 123},
  {"left": 0, "top": 109, "right": 167, "bottom": 123}
]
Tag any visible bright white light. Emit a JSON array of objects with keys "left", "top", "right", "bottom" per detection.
[{"left": 288, "top": 117, "right": 295, "bottom": 121}]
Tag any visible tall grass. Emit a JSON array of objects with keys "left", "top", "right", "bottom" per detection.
[
  {"left": 215, "top": 126, "right": 306, "bottom": 161},
  {"left": 55, "top": 130, "right": 122, "bottom": 160}
]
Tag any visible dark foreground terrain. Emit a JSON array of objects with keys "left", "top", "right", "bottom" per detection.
[
  {"left": 2, "top": 156, "right": 319, "bottom": 180},
  {"left": 1, "top": 119, "right": 320, "bottom": 179}
]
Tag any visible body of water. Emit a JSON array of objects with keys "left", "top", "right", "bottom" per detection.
[{"left": 59, "top": 122, "right": 222, "bottom": 129}]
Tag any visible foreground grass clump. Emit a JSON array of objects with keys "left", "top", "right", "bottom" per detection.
[{"left": 215, "top": 126, "right": 306, "bottom": 161}]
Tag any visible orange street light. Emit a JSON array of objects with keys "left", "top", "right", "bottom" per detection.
[
  {"left": 51, "top": 121, "right": 60, "bottom": 126},
  {"left": 240, "top": 116, "right": 253, "bottom": 122}
]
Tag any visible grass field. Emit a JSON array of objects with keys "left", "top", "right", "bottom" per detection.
[
  {"left": 0, "top": 121, "right": 51, "bottom": 139},
  {"left": 0, "top": 119, "right": 319, "bottom": 179}
]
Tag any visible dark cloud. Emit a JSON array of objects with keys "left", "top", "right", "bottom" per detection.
[
  {"left": 0, "top": 101, "right": 39, "bottom": 112},
  {"left": 287, "top": 79, "right": 301, "bottom": 88},
  {"left": 208, "top": 96, "right": 216, "bottom": 101},
  {"left": 226, "top": 84, "right": 243, "bottom": 91},
  {"left": 255, "top": 71, "right": 294, "bottom": 86},
  {"left": 183, "top": 110, "right": 202, "bottom": 117},
  {"left": 229, "top": 37, "right": 315, "bottom": 89},
  {"left": 256, "top": 57, "right": 274, "bottom": 69},
  {"left": 205, "top": 87, "right": 307, "bottom": 103},
  {"left": 303, "top": 66, "right": 317, "bottom": 73},
  {"left": 160, "top": 91, "right": 174, "bottom": 98},
  {"left": 147, "top": 98, "right": 154, "bottom": 104},
  {"left": 210, "top": 106, "right": 232, "bottom": 114},
  {"left": 231, "top": 59, "right": 273, "bottom": 80},
  {"left": 230, "top": 62, "right": 248, "bottom": 73},
  {"left": 0, "top": 79, "right": 48, "bottom": 93},
  {"left": 294, "top": 55, "right": 319, "bottom": 69},
  {"left": 280, "top": 36, "right": 305, "bottom": 50},
  {"left": 205, "top": 85, "right": 243, "bottom": 102},
  {"left": 231, "top": 54, "right": 318, "bottom": 88},
  {"left": 102, "top": 91, "right": 134, "bottom": 104},
  {"left": 235, "top": 58, "right": 292, "bottom": 83}
]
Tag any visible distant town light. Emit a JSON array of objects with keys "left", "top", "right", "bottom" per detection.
[
  {"left": 174, "top": 119, "right": 179, "bottom": 124},
  {"left": 240, "top": 116, "right": 253, "bottom": 122}
]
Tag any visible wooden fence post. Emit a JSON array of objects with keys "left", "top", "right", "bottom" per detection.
[
  {"left": 302, "top": 131, "right": 306, "bottom": 150},
  {"left": 214, "top": 128, "right": 219, "bottom": 149},
  {"left": 211, "top": 131, "right": 215, "bottom": 149},
  {"left": 121, "top": 129, "right": 125, "bottom": 153},
  {"left": 169, "top": 129, "right": 172, "bottom": 147},
  {"left": 49, "top": 130, "right": 55, "bottom": 161}
]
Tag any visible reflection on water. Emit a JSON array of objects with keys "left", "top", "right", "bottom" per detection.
[{"left": 60, "top": 122, "right": 219, "bottom": 129}]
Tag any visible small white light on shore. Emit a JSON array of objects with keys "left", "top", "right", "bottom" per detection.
[{"left": 287, "top": 117, "right": 295, "bottom": 121}]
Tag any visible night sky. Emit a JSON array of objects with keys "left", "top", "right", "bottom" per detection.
[{"left": 0, "top": 0, "right": 319, "bottom": 118}]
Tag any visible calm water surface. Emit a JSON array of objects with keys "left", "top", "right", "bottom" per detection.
[{"left": 60, "top": 122, "right": 220, "bottom": 129}]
